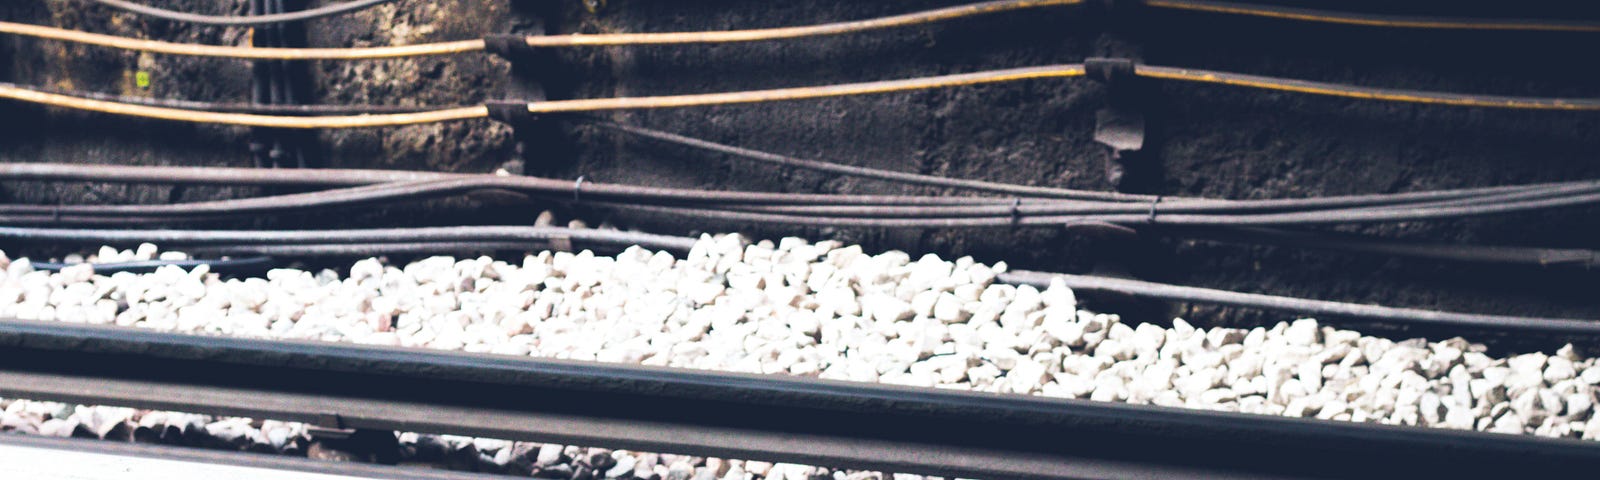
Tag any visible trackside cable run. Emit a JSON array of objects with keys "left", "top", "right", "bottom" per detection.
[
  {"left": 0, "top": 226, "right": 1593, "bottom": 332},
  {"left": 0, "top": 21, "right": 486, "bottom": 60},
  {"left": 4, "top": 62, "right": 1596, "bottom": 128},
  {"left": 88, "top": 0, "right": 402, "bottom": 26},
  {"left": 61, "top": 0, "right": 1600, "bottom": 54},
  {"left": 0, "top": 83, "right": 488, "bottom": 128},
  {"left": 1142, "top": 0, "right": 1600, "bottom": 32}
]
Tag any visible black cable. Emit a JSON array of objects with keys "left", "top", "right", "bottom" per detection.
[
  {"left": 1159, "top": 226, "right": 1600, "bottom": 268},
  {"left": 31, "top": 256, "right": 278, "bottom": 274},
  {"left": 0, "top": 225, "right": 701, "bottom": 252},
  {"left": 586, "top": 119, "right": 1585, "bottom": 214},
  {"left": 585, "top": 118, "right": 1157, "bottom": 203},
  {"left": 249, "top": 0, "right": 273, "bottom": 169},
  {"left": 190, "top": 241, "right": 607, "bottom": 257},
  {"left": 89, "top": 0, "right": 400, "bottom": 26},
  {"left": 611, "top": 182, "right": 1600, "bottom": 228},
  {"left": 8, "top": 174, "right": 1593, "bottom": 225},
  {"left": 1144, "top": 0, "right": 1600, "bottom": 32},
  {"left": 998, "top": 269, "right": 1599, "bottom": 334},
  {"left": 2, "top": 224, "right": 1591, "bottom": 333}
]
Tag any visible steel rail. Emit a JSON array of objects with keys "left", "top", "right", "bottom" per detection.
[
  {"left": 0, "top": 434, "right": 513, "bottom": 480},
  {"left": 0, "top": 319, "right": 1596, "bottom": 479}
]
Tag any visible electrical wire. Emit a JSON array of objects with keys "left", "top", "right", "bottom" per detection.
[
  {"left": 1143, "top": 0, "right": 1600, "bottom": 32},
  {"left": 188, "top": 242, "right": 566, "bottom": 257},
  {"left": 0, "top": 83, "right": 488, "bottom": 128},
  {"left": 518, "top": 0, "right": 1082, "bottom": 47},
  {"left": 10, "top": 0, "right": 1079, "bottom": 59},
  {"left": 3, "top": 60, "right": 1596, "bottom": 129},
  {"left": 581, "top": 122, "right": 1600, "bottom": 267},
  {"left": 519, "top": 63, "right": 1598, "bottom": 114},
  {"left": 0, "top": 165, "right": 1591, "bottom": 266},
  {"left": 9, "top": 81, "right": 441, "bottom": 115},
  {"left": 706, "top": 180, "right": 1600, "bottom": 219},
  {"left": 0, "top": 225, "right": 700, "bottom": 252},
  {"left": 586, "top": 118, "right": 1159, "bottom": 202},
  {"left": 1163, "top": 226, "right": 1600, "bottom": 268},
  {"left": 997, "top": 270, "right": 1600, "bottom": 334},
  {"left": 0, "top": 20, "right": 485, "bottom": 60},
  {"left": 1135, "top": 65, "right": 1600, "bottom": 110},
  {"left": 14, "top": 0, "right": 1598, "bottom": 65},
  {"left": 0, "top": 223, "right": 1590, "bottom": 332},
  {"left": 31, "top": 256, "right": 278, "bottom": 274},
  {"left": 524, "top": 65, "right": 1088, "bottom": 114},
  {"left": 522, "top": 63, "right": 1600, "bottom": 114},
  {"left": 0, "top": 163, "right": 1592, "bottom": 214},
  {"left": 89, "top": 0, "right": 401, "bottom": 26},
  {"left": 584, "top": 119, "right": 1579, "bottom": 212},
  {"left": 609, "top": 182, "right": 1600, "bottom": 228}
]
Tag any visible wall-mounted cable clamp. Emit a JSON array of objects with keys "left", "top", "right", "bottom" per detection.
[
  {"left": 487, "top": 5, "right": 573, "bottom": 174},
  {"left": 1084, "top": 57, "right": 1154, "bottom": 192}
]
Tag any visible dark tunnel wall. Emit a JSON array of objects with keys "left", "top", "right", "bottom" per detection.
[{"left": 1, "top": 0, "right": 1598, "bottom": 333}]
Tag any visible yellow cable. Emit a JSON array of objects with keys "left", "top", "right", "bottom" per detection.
[
  {"left": 5, "top": 62, "right": 1593, "bottom": 129},
  {"left": 0, "top": 21, "right": 485, "bottom": 60},
  {"left": 1, "top": 0, "right": 1080, "bottom": 58},
  {"left": 524, "top": 0, "right": 1083, "bottom": 47},
  {"left": 526, "top": 65, "right": 1087, "bottom": 113},
  {"left": 1136, "top": 65, "right": 1600, "bottom": 110},
  {"left": 1143, "top": 0, "right": 1600, "bottom": 32},
  {"left": 0, "top": 84, "right": 489, "bottom": 128}
]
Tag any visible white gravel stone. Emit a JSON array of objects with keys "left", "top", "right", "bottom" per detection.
[{"left": 2, "top": 237, "right": 1597, "bottom": 448}]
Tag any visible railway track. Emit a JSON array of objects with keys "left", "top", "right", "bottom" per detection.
[
  {"left": 0, "top": 236, "right": 1597, "bottom": 478},
  {"left": 3, "top": 317, "right": 1599, "bottom": 479},
  {"left": 1, "top": 0, "right": 1599, "bottom": 478}
]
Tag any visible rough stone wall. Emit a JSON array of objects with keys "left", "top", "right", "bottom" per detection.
[{"left": 1, "top": 0, "right": 1597, "bottom": 331}]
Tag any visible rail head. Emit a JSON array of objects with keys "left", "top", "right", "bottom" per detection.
[{"left": 0, "top": 319, "right": 1595, "bottom": 479}]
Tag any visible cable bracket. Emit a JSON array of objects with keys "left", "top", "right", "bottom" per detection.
[
  {"left": 483, "top": 34, "right": 533, "bottom": 59},
  {"left": 491, "top": 5, "right": 571, "bottom": 173},
  {"left": 1085, "top": 57, "right": 1153, "bottom": 192},
  {"left": 1085, "top": 57, "right": 1137, "bottom": 85},
  {"left": 486, "top": 100, "right": 537, "bottom": 125}
]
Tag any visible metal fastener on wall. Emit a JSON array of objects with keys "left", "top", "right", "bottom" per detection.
[
  {"left": 1085, "top": 56, "right": 1158, "bottom": 193},
  {"left": 248, "top": 0, "right": 319, "bottom": 170},
  {"left": 485, "top": 3, "right": 572, "bottom": 176}
]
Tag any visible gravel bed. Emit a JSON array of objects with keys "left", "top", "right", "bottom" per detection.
[
  {"left": 0, "top": 395, "right": 877, "bottom": 480},
  {"left": 0, "top": 233, "right": 1597, "bottom": 474}
]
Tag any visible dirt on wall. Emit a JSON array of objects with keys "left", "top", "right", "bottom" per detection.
[{"left": 1, "top": 0, "right": 1598, "bottom": 339}]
